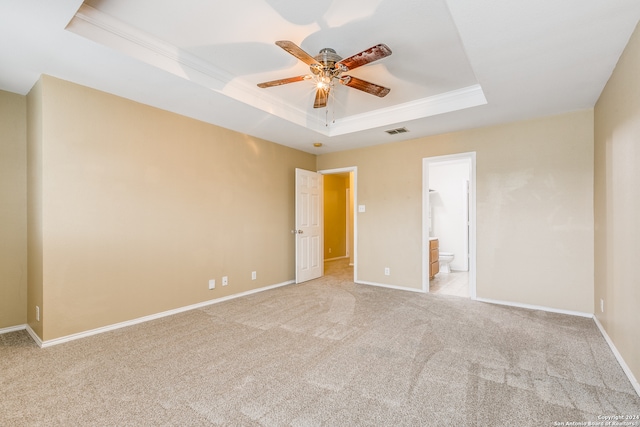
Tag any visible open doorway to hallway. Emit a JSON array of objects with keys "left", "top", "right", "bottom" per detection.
[{"left": 319, "top": 167, "right": 357, "bottom": 281}]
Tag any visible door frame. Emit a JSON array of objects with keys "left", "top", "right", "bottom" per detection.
[
  {"left": 318, "top": 166, "right": 358, "bottom": 282},
  {"left": 422, "top": 153, "right": 476, "bottom": 298},
  {"left": 345, "top": 188, "right": 351, "bottom": 260}
]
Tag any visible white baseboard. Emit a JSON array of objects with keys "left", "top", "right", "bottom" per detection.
[
  {"left": 0, "top": 324, "right": 27, "bottom": 335},
  {"left": 356, "top": 280, "right": 425, "bottom": 294},
  {"left": 474, "top": 297, "right": 593, "bottom": 318},
  {"left": 325, "top": 256, "right": 349, "bottom": 262},
  {"left": 25, "top": 325, "right": 43, "bottom": 347},
  {"left": 593, "top": 316, "right": 640, "bottom": 397},
  {"left": 33, "top": 280, "right": 295, "bottom": 348}
]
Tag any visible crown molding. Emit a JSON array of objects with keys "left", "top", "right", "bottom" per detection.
[
  {"left": 66, "top": 4, "right": 325, "bottom": 132},
  {"left": 327, "top": 85, "right": 487, "bottom": 136},
  {"left": 66, "top": 4, "right": 485, "bottom": 138}
]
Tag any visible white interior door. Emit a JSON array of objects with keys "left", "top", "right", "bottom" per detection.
[{"left": 295, "top": 168, "right": 323, "bottom": 283}]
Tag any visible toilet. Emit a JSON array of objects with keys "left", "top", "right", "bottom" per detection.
[{"left": 439, "top": 252, "right": 455, "bottom": 273}]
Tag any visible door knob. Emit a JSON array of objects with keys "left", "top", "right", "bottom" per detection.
[{"left": 297, "top": 230, "right": 303, "bottom": 234}]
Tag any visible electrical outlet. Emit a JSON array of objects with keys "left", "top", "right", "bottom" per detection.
[
  {"left": 251, "top": 271, "right": 256, "bottom": 280},
  {"left": 222, "top": 276, "right": 228, "bottom": 286},
  {"left": 600, "top": 298, "right": 604, "bottom": 313},
  {"left": 36, "top": 306, "right": 40, "bottom": 321},
  {"left": 329, "top": 248, "right": 332, "bottom": 254},
  {"left": 208, "top": 279, "right": 215, "bottom": 290},
  {"left": 384, "top": 267, "right": 390, "bottom": 276}
]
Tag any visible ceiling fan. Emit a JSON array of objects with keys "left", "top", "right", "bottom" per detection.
[{"left": 257, "top": 41, "right": 392, "bottom": 109}]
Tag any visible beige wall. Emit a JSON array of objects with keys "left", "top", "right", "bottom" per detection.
[
  {"left": 30, "top": 76, "right": 315, "bottom": 341},
  {"left": 594, "top": 21, "right": 640, "bottom": 383},
  {"left": 8, "top": 75, "right": 598, "bottom": 340},
  {"left": 0, "top": 90, "right": 27, "bottom": 329},
  {"left": 318, "top": 110, "right": 594, "bottom": 313},
  {"left": 323, "top": 174, "right": 349, "bottom": 259}
]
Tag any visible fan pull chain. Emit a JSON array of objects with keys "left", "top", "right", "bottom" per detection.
[
  {"left": 325, "top": 92, "right": 331, "bottom": 127},
  {"left": 331, "top": 100, "right": 336, "bottom": 124},
  {"left": 326, "top": 88, "right": 336, "bottom": 126}
]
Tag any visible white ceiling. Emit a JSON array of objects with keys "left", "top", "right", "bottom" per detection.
[{"left": 1, "top": 0, "right": 639, "bottom": 153}]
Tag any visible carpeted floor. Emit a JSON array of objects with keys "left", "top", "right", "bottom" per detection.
[{"left": 1, "top": 259, "right": 639, "bottom": 426}]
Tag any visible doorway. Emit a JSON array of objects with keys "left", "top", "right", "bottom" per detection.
[
  {"left": 319, "top": 167, "right": 357, "bottom": 282},
  {"left": 422, "top": 153, "right": 476, "bottom": 298}
]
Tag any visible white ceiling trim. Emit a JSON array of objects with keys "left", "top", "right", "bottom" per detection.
[
  {"left": 328, "top": 84, "right": 487, "bottom": 136},
  {"left": 67, "top": 3, "right": 487, "bottom": 138},
  {"left": 67, "top": 4, "right": 326, "bottom": 132}
]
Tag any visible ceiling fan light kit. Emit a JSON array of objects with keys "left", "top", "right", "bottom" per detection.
[{"left": 257, "top": 41, "right": 392, "bottom": 109}]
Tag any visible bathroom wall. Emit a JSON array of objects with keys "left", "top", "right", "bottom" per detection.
[{"left": 429, "top": 159, "right": 470, "bottom": 271}]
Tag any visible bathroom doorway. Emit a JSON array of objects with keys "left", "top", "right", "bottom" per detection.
[{"left": 422, "top": 153, "right": 476, "bottom": 298}]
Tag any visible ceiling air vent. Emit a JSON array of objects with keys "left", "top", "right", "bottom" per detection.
[{"left": 385, "top": 127, "right": 409, "bottom": 135}]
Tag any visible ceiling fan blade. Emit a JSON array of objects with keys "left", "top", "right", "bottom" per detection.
[
  {"left": 340, "top": 76, "right": 390, "bottom": 97},
  {"left": 275, "top": 41, "right": 321, "bottom": 67},
  {"left": 314, "top": 88, "right": 329, "bottom": 108},
  {"left": 257, "top": 75, "right": 310, "bottom": 88},
  {"left": 336, "top": 43, "right": 392, "bottom": 72}
]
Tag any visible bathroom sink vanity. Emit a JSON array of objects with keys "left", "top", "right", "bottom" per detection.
[{"left": 429, "top": 238, "right": 439, "bottom": 279}]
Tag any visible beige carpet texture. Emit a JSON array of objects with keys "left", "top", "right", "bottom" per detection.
[{"left": 2, "top": 260, "right": 639, "bottom": 426}]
